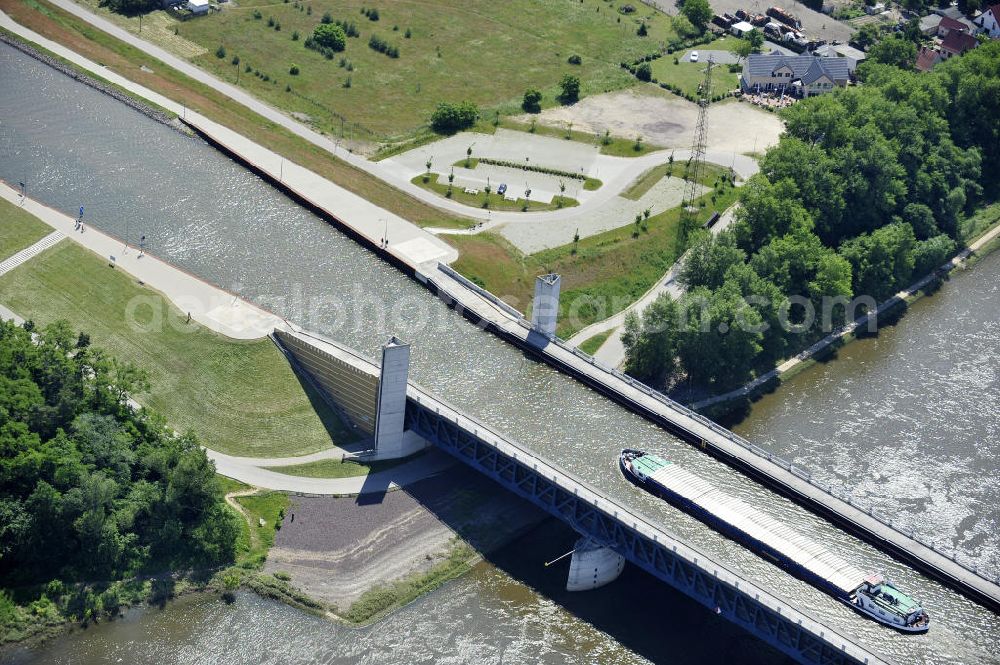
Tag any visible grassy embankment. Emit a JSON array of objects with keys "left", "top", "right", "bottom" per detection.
[
  {"left": 623, "top": 161, "right": 734, "bottom": 201},
  {"left": 0, "top": 202, "right": 53, "bottom": 257},
  {"left": 648, "top": 36, "right": 743, "bottom": 98},
  {"left": 263, "top": 455, "right": 412, "bottom": 479},
  {"left": 0, "top": 0, "right": 473, "bottom": 230},
  {"left": 144, "top": 0, "right": 679, "bottom": 141},
  {"left": 704, "top": 200, "right": 1000, "bottom": 419},
  {"left": 0, "top": 202, "right": 356, "bottom": 458},
  {"left": 450, "top": 179, "right": 740, "bottom": 339},
  {"left": 578, "top": 329, "right": 613, "bottom": 355}
]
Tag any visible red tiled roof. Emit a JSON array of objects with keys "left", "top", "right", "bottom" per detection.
[
  {"left": 915, "top": 47, "right": 940, "bottom": 72},
  {"left": 940, "top": 30, "right": 978, "bottom": 54},
  {"left": 938, "top": 16, "right": 968, "bottom": 32},
  {"left": 987, "top": 4, "right": 1000, "bottom": 17}
]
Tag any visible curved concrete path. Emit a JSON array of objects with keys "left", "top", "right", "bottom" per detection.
[
  {"left": 568, "top": 203, "right": 740, "bottom": 368},
  {"left": 33, "top": 0, "right": 758, "bottom": 226},
  {"left": 209, "top": 447, "right": 456, "bottom": 495}
]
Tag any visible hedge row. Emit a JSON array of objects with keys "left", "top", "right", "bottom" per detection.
[{"left": 477, "top": 158, "right": 586, "bottom": 181}]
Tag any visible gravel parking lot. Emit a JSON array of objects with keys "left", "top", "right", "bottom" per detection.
[
  {"left": 264, "top": 467, "right": 544, "bottom": 610},
  {"left": 644, "top": 0, "right": 855, "bottom": 43},
  {"left": 525, "top": 87, "right": 784, "bottom": 155}
]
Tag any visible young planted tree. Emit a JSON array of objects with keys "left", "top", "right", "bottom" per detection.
[{"left": 558, "top": 75, "right": 581, "bottom": 104}]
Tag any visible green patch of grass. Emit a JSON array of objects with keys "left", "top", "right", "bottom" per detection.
[
  {"left": 960, "top": 199, "right": 1000, "bottom": 243},
  {"left": 217, "top": 475, "right": 251, "bottom": 496},
  {"left": 263, "top": 454, "right": 414, "bottom": 478},
  {"left": 0, "top": 212, "right": 356, "bottom": 457},
  {"left": 451, "top": 185, "right": 740, "bottom": 337},
  {"left": 622, "top": 162, "right": 734, "bottom": 201},
  {"left": 495, "top": 118, "right": 663, "bottom": 157},
  {"left": 649, "top": 56, "right": 741, "bottom": 99},
  {"left": 411, "top": 175, "right": 579, "bottom": 212},
  {"left": 233, "top": 491, "right": 290, "bottom": 568},
  {"left": 150, "top": 0, "right": 678, "bottom": 140},
  {"left": 578, "top": 329, "right": 613, "bottom": 355},
  {"left": 0, "top": 201, "right": 53, "bottom": 259},
  {"left": 343, "top": 540, "right": 475, "bottom": 625}
]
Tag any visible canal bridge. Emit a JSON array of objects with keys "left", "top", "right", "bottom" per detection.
[{"left": 273, "top": 327, "right": 886, "bottom": 665}]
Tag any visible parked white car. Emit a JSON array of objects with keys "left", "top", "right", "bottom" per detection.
[{"left": 690, "top": 50, "right": 699, "bottom": 62}]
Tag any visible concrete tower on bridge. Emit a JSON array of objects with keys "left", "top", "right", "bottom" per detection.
[
  {"left": 531, "top": 273, "right": 561, "bottom": 338},
  {"left": 375, "top": 336, "right": 410, "bottom": 458}
]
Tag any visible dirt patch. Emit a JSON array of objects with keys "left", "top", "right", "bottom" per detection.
[
  {"left": 263, "top": 466, "right": 544, "bottom": 610},
  {"left": 522, "top": 88, "right": 784, "bottom": 155}
]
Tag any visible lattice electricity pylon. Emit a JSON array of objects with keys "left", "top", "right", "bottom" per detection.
[{"left": 679, "top": 56, "right": 715, "bottom": 241}]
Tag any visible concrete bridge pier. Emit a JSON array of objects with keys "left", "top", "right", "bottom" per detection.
[
  {"left": 566, "top": 537, "right": 626, "bottom": 591},
  {"left": 531, "top": 273, "right": 561, "bottom": 338}
]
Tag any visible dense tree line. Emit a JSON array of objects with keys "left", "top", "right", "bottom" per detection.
[
  {"left": 623, "top": 43, "right": 1000, "bottom": 392},
  {"left": 0, "top": 321, "right": 238, "bottom": 606}
]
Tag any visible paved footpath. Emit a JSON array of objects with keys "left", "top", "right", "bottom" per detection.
[
  {"left": 0, "top": 183, "right": 282, "bottom": 338},
  {"left": 690, "top": 218, "right": 1000, "bottom": 410},
  {"left": 0, "top": 10, "right": 456, "bottom": 268},
  {"left": 0, "top": 184, "right": 451, "bottom": 495},
  {"left": 0, "top": 231, "right": 65, "bottom": 276},
  {"left": 567, "top": 203, "right": 740, "bottom": 366}
]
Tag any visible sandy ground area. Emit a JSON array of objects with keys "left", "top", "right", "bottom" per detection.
[
  {"left": 522, "top": 88, "right": 784, "bottom": 155},
  {"left": 263, "top": 466, "right": 544, "bottom": 611}
]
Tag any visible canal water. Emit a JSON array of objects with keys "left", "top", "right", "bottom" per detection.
[{"left": 1, "top": 43, "right": 997, "bottom": 663}]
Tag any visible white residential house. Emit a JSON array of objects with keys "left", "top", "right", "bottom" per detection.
[
  {"left": 187, "top": 0, "right": 209, "bottom": 14},
  {"left": 741, "top": 54, "right": 851, "bottom": 97},
  {"left": 975, "top": 4, "right": 1000, "bottom": 38}
]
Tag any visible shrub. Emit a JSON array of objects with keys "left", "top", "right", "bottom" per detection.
[
  {"left": 231, "top": 54, "right": 240, "bottom": 65},
  {"left": 344, "top": 75, "right": 352, "bottom": 88},
  {"left": 253, "top": 9, "right": 262, "bottom": 19},
  {"left": 289, "top": 64, "right": 300, "bottom": 75},
  {"left": 567, "top": 54, "right": 582, "bottom": 65},
  {"left": 215, "top": 45, "right": 226, "bottom": 59},
  {"left": 368, "top": 34, "right": 399, "bottom": 57},
  {"left": 637, "top": 22, "right": 648, "bottom": 36},
  {"left": 522, "top": 88, "right": 542, "bottom": 113},
  {"left": 267, "top": 16, "right": 275, "bottom": 27},
  {"left": 405, "top": 27, "right": 412, "bottom": 38},
  {"left": 321, "top": 11, "right": 332, "bottom": 23},
  {"left": 335, "top": 19, "right": 360, "bottom": 37},
  {"left": 430, "top": 101, "right": 479, "bottom": 134},
  {"left": 313, "top": 23, "right": 347, "bottom": 51},
  {"left": 291, "top": 30, "right": 299, "bottom": 41},
  {"left": 558, "top": 74, "right": 580, "bottom": 104},
  {"left": 635, "top": 62, "right": 652, "bottom": 81}
]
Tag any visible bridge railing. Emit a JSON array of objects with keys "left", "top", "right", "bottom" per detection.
[
  {"left": 528, "top": 329, "right": 1000, "bottom": 586},
  {"left": 432, "top": 269, "right": 1000, "bottom": 587},
  {"left": 406, "top": 385, "right": 886, "bottom": 665}
]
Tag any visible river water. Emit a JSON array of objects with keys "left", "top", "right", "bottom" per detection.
[{"left": 1, "top": 43, "right": 998, "bottom": 664}]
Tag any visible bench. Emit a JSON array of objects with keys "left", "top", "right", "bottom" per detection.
[{"left": 464, "top": 187, "right": 479, "bottom": 195}]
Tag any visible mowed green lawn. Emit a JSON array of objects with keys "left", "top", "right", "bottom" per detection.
[
  {"left": 650, "top": 52, "right": 742, "bottom": 98},
  {"left": 0, "top": 227, "right": 355, "bottom": 457},
  {"left": 0, "top": 202, "right": 53, "bottom": 259},
  {"left": 175, "top": 0, "right": 677, "bottom": 138},
  {"left": 450, "top": 183, "right": 740, "bottom": 338}
]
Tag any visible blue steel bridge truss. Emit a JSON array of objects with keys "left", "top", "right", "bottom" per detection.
[{"left": 405, "top": 400, "right": 874, "bottom": 665}]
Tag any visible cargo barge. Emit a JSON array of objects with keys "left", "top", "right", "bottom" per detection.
[{"left": 619, "top": 449, "right": 929, "bottom": 633}]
